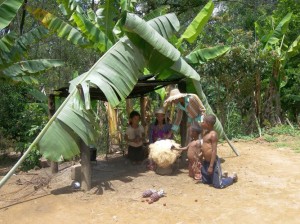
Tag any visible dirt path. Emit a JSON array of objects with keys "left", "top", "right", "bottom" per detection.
[{"left": 1, "top": 137, "right": 300, "bottom": 224}]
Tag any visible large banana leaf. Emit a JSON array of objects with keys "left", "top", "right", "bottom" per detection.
[
  {"left": 186, "top": 46, "right": 230, "bottom": 64},
  {"left": 0, "top": 26, "right": 49, "bottom": 65},
  {"left": 72, "top": 11, "right": 113, "bottom": 51},
  {"left": 147, "top": 13, "right": 180, "bottom": 40},
  {"left": 285, "top": 35, "right": 300, "bottom": 60},
  {"left": 177, "top": 0, "right": 214, "bottom": 46},
  {"left": 0, "top": 32, "right": 18, "bottom": 64},
  {"left": 103, "top": 0, "right": 118, "bottom": 41},
  {"left": 7, "top": 27, "right": 49, "bottom": 63},
  {"left": 0, "top": 0, "right": 23, "bottom": 30},
  {"left": 122, "top": 13, "right": 199, "bottom": 81},
  {"left": 263, "top": 12, "right": 292, "bottom": 50},
  {"left": 1, "top": 59, "right": 63, "bottom": 82},
  {"left": 143, "top": 6, "right": 170, "bottom": 21},
  {"left": 122, "top": 13, "right": 181, "bottom": 62},
  {"left": 28, "top": 7, "right": 91, "bottom": 47},
  {"left": 57, "top": 0, "right": 83, "bottom": 18}
]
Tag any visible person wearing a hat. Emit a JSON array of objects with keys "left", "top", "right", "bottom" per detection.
[
  {"left": 147, "top": 107, "right": 173, "bottom": 170},
  {"left": 148, "top": 107, "right": 172, "bottom": 144},
  {"left": 164, "top": 88, "right": 206, "bottom": 144}
]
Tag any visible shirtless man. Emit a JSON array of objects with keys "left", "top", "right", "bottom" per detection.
[{"left": 200, "top": 114, "right": 237, "bottom": 188}]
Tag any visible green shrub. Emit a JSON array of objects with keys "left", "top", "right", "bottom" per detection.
[
  {"left": 20, "top": 146, "right": 42, "bottom": 171},
  {"left": 266, "top": 125, "right": 299, "bottom": 136},
  {"left": 263, "top": 134, "right": 278, "bottom": 142}
]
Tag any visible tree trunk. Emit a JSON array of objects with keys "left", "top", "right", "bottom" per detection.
[
  {"left": 140, "top": 96, "right": 150, "bottom": 142},
  {"left": 254, "top": 70, "right": 262, "bottom": 124},
  {"left": 48, "top": 94, "right": 58, "bottom": 174},
  {"left": 107, "top": 103, "right": 119, "bottom": 153},
  {"left": 273, "top": 60, "right": 282, "bottom": 124},
  {"left": 126, "top": 99, "right": 133, "bottom": 117},
  {"left": 80, "top": 141, "right": 91, "bottom": 191}
]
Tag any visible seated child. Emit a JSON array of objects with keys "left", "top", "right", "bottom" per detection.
[
  {"left": 125, "top": 111, "right": 145, "bottom": 164},
  {"left": 200, "top": 114, "right": 238, "bottom": 188},
  {"left": 179, "top": 124, "right": 202, "bottom": 180}
]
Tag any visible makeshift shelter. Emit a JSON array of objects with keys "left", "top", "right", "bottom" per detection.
[{"left": 47, "top": 76, "right": 189, "bottom": 188}]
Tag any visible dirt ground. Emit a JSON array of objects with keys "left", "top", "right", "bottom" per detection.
[{"left": 1, "top": 136, "right": 300, "bottom": 224}]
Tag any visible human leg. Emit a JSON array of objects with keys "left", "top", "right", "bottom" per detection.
[
  {"left": 201, "top": 161, "right": 212, "bottom": 184},
  {"left": 212, "top": 158, "right": 237, "bottom": 188}
]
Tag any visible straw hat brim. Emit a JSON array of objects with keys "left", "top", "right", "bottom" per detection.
[{"left": 164, "top": 93, "right": 187, "bottom": 104}]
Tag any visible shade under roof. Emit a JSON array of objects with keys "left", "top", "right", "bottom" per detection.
[{"left": 53, "top": 76, "right": 184, "bottom": 101}]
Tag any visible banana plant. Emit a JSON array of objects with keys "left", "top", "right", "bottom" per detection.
[
  {"left": 0, "top": 0, "right": 64, "bottom": 83},
  {"left": 155, "top": 1, "right": 231, "bottom": 140},
  {"left": 255, "top": 12, "right": 300, "bottom": 124}
]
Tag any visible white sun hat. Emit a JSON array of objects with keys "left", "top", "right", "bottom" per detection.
[
  {"left": 164, "top": 88, "right": 187, "bottom": 105},
  {"left": 155, "top": 107, "right": 165, "bottom": 114}
]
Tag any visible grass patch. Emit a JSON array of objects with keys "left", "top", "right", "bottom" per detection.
[
  {"left": 265, "top": 125, "right": 300, "bottom": 136},
  {"left": 275, "top": 143, "right": 289, "bottom": 148},
  {"left": 263, "top": 134, "right": 278, "bottom": 142}
]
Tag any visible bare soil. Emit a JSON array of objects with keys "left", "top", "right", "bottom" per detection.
[{"left": 1, "top": 136, "right": 300, "bottom": 224}]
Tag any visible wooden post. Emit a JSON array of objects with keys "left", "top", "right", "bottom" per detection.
[
  {"left": 178, "top": 82, "right": 188, "bottom": 146},
  {"left": 80, "top": 141, "right": 91, "bottom": 191},
  {"left": 48, "top": 94, "right": 58, "bottom": 174},
  {"left": 140, "top": 96, "right": 146, "bottom": 127}
]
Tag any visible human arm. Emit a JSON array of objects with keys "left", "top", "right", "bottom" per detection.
[
  {"left": 208, "top": 131, "right": 218, "bottom": 175},
  {"left": 124, "top": 134, "right": 134, "bottom": 143}
]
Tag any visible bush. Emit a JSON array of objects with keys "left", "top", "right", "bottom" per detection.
[
  {"left": 263, "top": 134, "right": 278, "bottom": 142},
  {"left": 265, "top": 125, "right": 300, "bottom": 136},
  {"left": 20, "top": 147, "right": 42, "bottom": 171}
]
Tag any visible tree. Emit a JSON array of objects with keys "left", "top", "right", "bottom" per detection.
[
  {"left": 0, "top": 0, "right": 64, "bottom": 84},
  {"left": 255, "top": 12, "right": 300, "bottom": 124}
]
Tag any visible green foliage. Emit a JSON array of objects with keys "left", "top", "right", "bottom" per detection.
[
  {"left": 20, "top": 147, "right": 41, "bottom": 171},
  {"left": 224, "top": 102, "right": 245, "bottom": 139},
  {"left": 177, "top": 0, "right": 214, "bottom": 46},
  {"left": 0, "top": 2, "right": 64, "bottom": 84},
  {"left": 265, "top": 125, "right": 300, "bottom": 136},
  {"left": 0, "top": 0, "right": 23, "bottom": 30},
  {"left": 0, "top": 82, "right": 48, "bottom": 154},
  {"left": 263, "top": 134, "right": 278, "bottom": 142}
]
